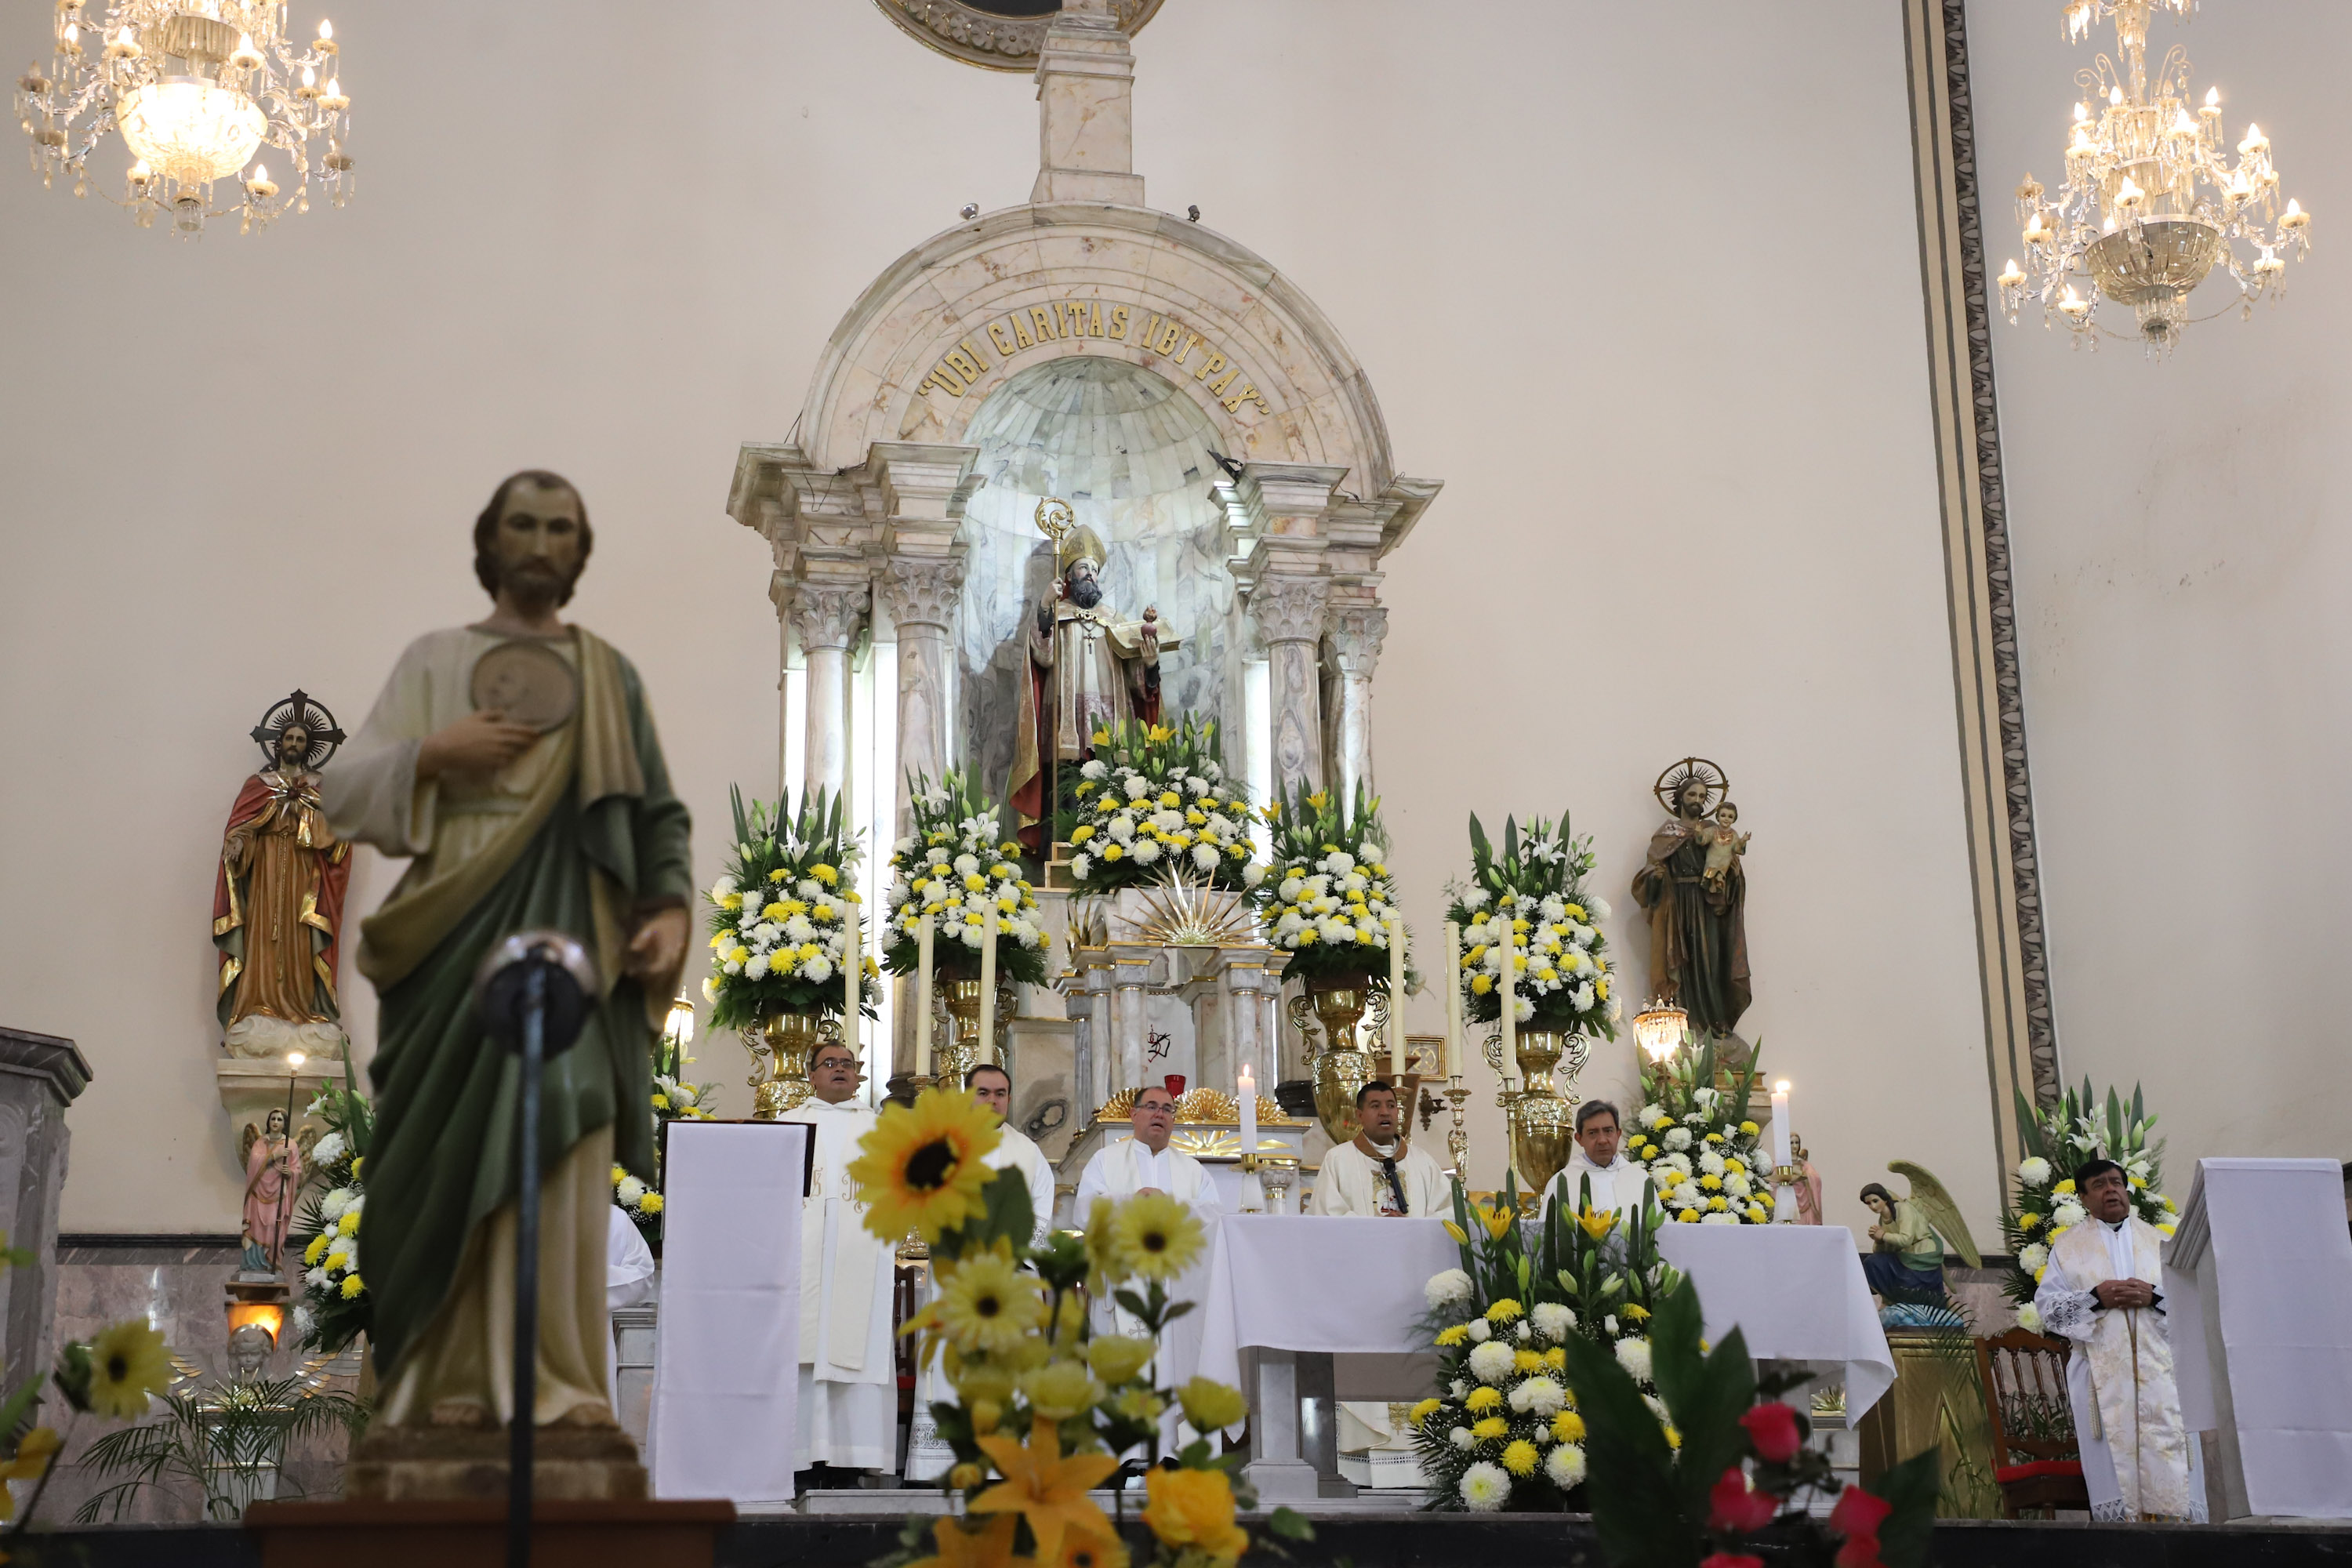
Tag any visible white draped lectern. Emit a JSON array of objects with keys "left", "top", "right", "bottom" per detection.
[
  {"left": 648, "top": 1121, "right": 808, "bottom": 1508},
  {"left": 2165, "top": 1156, "right": 2352, "bottom": 1521}
]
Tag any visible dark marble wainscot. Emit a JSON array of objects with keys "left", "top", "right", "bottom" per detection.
[{"left": 39, "top": 1236, "right": 359, "bottom": 1526}]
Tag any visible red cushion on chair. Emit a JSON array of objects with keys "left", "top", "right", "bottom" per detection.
[{"left": 1995, "top": 1459, "right": 2084, "bottom": 1483}]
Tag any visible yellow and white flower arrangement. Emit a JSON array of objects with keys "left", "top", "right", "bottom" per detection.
[
  {"left": 285, "top": 1080, "right": 374, "bottom": 1350},
  {"left": 703, "top": 786, "right": 876, "bottom": 1032},
  {"left": 1066, "top": 717, "right": 1253, "bottom": 892},
  {"left": 882, "top": 771, "right": 1051, "bottom": 989},
  {"left": 2002, "top": 1079, "right": 2172, "bottom": 1316},
  {"left": 1445, "top": 813, "right": 1621, "bottom": 1039},
  {"left": 1253, "top": 780, "right": 1403, "bottom": 985},
  {"left": 851, "top": 1085, "right": 1310, "bottom": 1568},
  {"left": 1625, "top": 1036, "right": 1774, "bottom": 1226}
]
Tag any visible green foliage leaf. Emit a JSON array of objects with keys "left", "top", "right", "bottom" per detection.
[
  {"left": 980, "top": 1167, "right": 1035, "bottom": 1252},
  {"left": 1267, "top": 1507, "right": 1316, "bottom": 1541},
  {"left": 1868, "top": 1446, "right": 1944, "bottom": 1568},
  {"left": 1556, "top": 1327, "right": 1690, "bottom": 1567}
]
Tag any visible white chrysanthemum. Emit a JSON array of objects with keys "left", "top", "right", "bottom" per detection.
[
  {"left": 1109, "top": 815, "right": 1136, "bottom": 843},
  {"left": 1192, "top": 844, "right": 1221, "bottom": 871},
  {"left": 1467, "top": 1339, "right": 1517, "bottom": 1385},
  {"left": 2016, "top": 1156, "right": 2052, "bottom": 1186},
  {"left": 1070, "top": 854, "right": 1091, "bottom": 880},
  {"left": 1724, "top": 1173, "right": 1752, "bottom": 1199},
  {"left": 310, "top": 1131, "right": 347, "bottom": 1167},
  {"left": 1664, "top": 1127, "right": 1693, "bottom": 1152},
  {"left": 1449, "top": 1426, "right": 1474, "bottom": 1451},
  {"left": 952, "top": 853, "right": 979, "bottom": 876},
  {"left": 2016, "top": 1242, "right": 2049, "bottom": 1272},
  {"left": 1131, "top": 840, "right": 1163, "bottom": 864},
  {"left": 1510, "top": 1377, "right": 1566, "bottom": 1417},
  {"left": 321, "top": 1187, "right": 354, "bottom": 1221},
  {"left": 1693, "top": 1086, "right": 1719, "bottom": 1109},
  {"left": 926, "top": 847, "right": 950, "bottom": 865},
  {"left": 744, "top": 954, "right": 771, "bottom": 979},
  {"left": 1459, "top": 1461, "right": 1511, "bottom": 1512},
  {"left": 1571, "top": 982, "right": 1596, "bottom": 1012},
  {"left": 1613, "top": 1337, "right": 1653, "bottom": 1382},
  {"left": 1664, "top": 1152, "right": 1693, "bottom": 1174},
  {"left": 1325, "top": 850, "right": 1356, "bottom": 873},
  {"left": 796, "top": 879, "right": 822, "bottom": 900},
  {"left": 2051, "top": 1200, "right": 2087, "bottom": 1230},
  {"left": 1700, "top": 1210, "right": 1738, "bottom": 1225},
  {"left": 1639, "top": 1104, "right": 1665, "bottom": 1127},
  {"left": 1242, "top": 862, "right": 1267, "bottom": 888},
  {"left": 1425, "top": 1269, "right": 1475, "bottom": 1311},
  {"left": 1450, "top": 1379, "right": 1469, "bottom": 1400},
  {"left": 616, "top": 1175, "right": 647, "bottom": 1207},
  {"left": 2015, "top": 1302, "right": 2043, "bottom": 1332},
  {"left": 1466, "top": 1318, "right": 1491, "bottom": 1343},
  {"left": 1544, "top": 1443, "right": 1588, "bottom": 1489},
  {"left": 1698, "top": 1149, "right": 1726, "bottom": 1176},
  {"left": 1080, "top": 759, "right": 1108, "bottom": 782},
  {"left": 783, "top": 915, "right": 815, "bottom": 943},
  {"left": 1589, "top": 896, "right": 1612, "bottom": 920},
  {"left": 1123, "top": 775, "right": 1152, "bottom": 800},
  {"left": 306, "top": 1266, "right": 328, "bottom": 1290},
  {"left": 804, "top": 956, "right": 834, "bottom": 983},
  {"left": 1530, "top": 1302, "right": 1574, "bottom": 1342}
]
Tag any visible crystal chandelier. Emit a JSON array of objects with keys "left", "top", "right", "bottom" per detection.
[
  {"left": 15, "top": 0, "right": 351, "bottom": 237},
  {"left": 1998, "top": 0, "right": 2310, "bottom": 354}
]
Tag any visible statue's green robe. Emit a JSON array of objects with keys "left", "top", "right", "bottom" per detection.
[{"left": 322, "top": 625, "right": 691, "bottom": 1383}]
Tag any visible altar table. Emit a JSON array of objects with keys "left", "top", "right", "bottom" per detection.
[{"left": 1185, "top": 1214, "right": 1894, "bottom": 1498}]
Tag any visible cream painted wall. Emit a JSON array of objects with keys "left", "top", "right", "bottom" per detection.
[
  {"left": 1968, "top": 2, "right": 2352, "bottom": 1189},
  {"left": 0, "top": 1, "right": 1998, "bottom": 1240}
]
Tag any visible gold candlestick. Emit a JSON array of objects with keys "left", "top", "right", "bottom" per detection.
[{"left": 1444, "top": 1073, "right": 1470, "bottom": 1178}]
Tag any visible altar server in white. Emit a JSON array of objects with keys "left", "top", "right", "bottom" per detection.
[
  {"left": 2031, "top": 1157, "right": 2205, "bottom": 1522},
  {"left": 967, "top": 1063, "right": 1054, "bottom": 1243},
  {"left": 792, "top": 1040, "right": 895, "bottom": 1483},
  {"left": 906, "top": 1063, "right": 1057, "bottom": 1481},
  {"left": 1310, "top": 1081, "right": 1449, "bottom": 1218},
  {"left": 1075, "top": 1084, "right": 1220, "bottom": 1333},
  {"left": 1543, "top": 1101, "right": 1650, "bottom": 1223}
]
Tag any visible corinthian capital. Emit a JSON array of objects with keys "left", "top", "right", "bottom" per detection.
[
  {"left": 879, "top": 555, "right": 967, "bottom": 633},
  {"left": 1324, "top": 604, "right": 1389, "bottom": 677},
  {"left": 788, "top": 580, "right": 869, "bottom": 652},
  {"left": 1250, "top": 575, "right": 1328, "bottom": 645}
]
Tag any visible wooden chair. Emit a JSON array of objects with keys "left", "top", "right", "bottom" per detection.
[{"left": 1974, "top": 1327, "right": 2091, "bottom": 1519}]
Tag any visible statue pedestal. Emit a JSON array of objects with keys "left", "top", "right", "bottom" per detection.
[{"left": 345, "top": 1421, "right": 648, "bottom": 1503}]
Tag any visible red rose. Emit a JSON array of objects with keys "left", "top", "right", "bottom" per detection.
[
  {"left": 1834, "top": 1537, "right": 1886, "bottom": 1568},
  {"left": 1706, "top": 1467, "right": 1777, "bottom": 1534},
  {"left": 1828, "top": 1484, "right": 1893, "bottom": 1540},
  {"left": 1739, "top": 1401, "right": 1803, "bottom": 1464},
  {"left": 1700, "top": 1555, "right": 1765, "bottom": 1568}
]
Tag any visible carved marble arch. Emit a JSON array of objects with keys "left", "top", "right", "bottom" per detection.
[{"left": 793, "top": 203, "right": 1419, "bottom": 524}]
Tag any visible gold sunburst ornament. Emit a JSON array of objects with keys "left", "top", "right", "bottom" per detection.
[{"left": 1116, "top": 866, "right": 1259, "bottom": 949}]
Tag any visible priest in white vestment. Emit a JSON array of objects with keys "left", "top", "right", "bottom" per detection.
[
  {"left": 905, "top": 1063, "right": 1058, "bottom": 1481},
  {"left": 2031, "top": 1158, "right": 2205, "bottom": 1523},
  {"left": 791, "top": 1040, "right": 895, "bottom": 1481},
  {"left": 1311, "top": 1081, "right": 1450, "bottom": 1218},
  {"left": 1541, "top": 1101, "right": 1650, "bottom": 1226},
  {"left": 1074, "top": 1084, "right": 1220, "bottom": 1336}
]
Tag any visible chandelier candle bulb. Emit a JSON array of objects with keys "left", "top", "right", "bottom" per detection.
[
  {"left": 1999, "top": 259, "right": 2025, "bottom": 290},
  {"left": 914, "top": 913, "right": 934, "bottom": 1077},
  {"left": 1443, "top": 920, "right": 1462, "bottom": 1078}
]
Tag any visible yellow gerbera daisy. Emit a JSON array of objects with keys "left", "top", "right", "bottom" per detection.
[
  {"left": 935, "top": 1249, "right": 1046, "bottom": 1355},
  {"left": 845, "top": 1085, "right": 1003, "bottom": 1243},
  {"left": 1111, "top": 1192, "right": 1205, "bottom": 1280},
  {"left": 83, "top": 1319, "right": 172, "bottom": 1421}
]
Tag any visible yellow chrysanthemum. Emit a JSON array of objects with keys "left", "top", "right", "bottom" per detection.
[
  {"left": 82, "top": 1319, "right": 172, "bottom": 1421},
  {"left": 1102, "top": 844, "right": 1124, "bottom": 862},
  {"left": 1410, "top": 1397, "right": 1443, "bottom": 1426},
  {"left": 811, "top": 864, "right": 840, "bottom": 885},
  {"left": 1112, "top": 1192, "right": 1206, "bottom": 1280},
  {"left": 1465, "top": 1386, "right": 1504, "bottom": 1414},
  {"left": 1514, "top": 1348, "right": 1544, "bottom": 1374},
  {"left": 1071, "top": 825, "right": 1096, "bottom": 843},
  {"left": 1485, "top": 1298, "right": 1523, "bottom": 1323},
  {"left": 2053, "top": 1178, "right": 2077, "bottom": 1195},
  {"left": 1470, "top": 1416, "right": 1508, "bottom": 1441},
  {"left": 1622, "top": 1303, "right": 1651, "bottom": 1323},
  {"left": 935, "top": 1250, "right": 1047, "bottom": 1354},
  {"left": 640, "top": 1192, "right": 664, "bottom": 1214},
  {"left": 1552, "top": 1410, "right": 1585, "bottom": 1443},
  {"left": 1664, "top": 1423, "right": 1682, "bottom": 1450},
  {"left": 1501, "top": 1439, "right": 1540, "bottom": 1477},
  {"left": 1738, "top": 1120, "right": 1761, "bottom": 1136},
  {"left": 844, "top": 1085, "right": 1003, "bottom": 1242},
  {"left": 2017, "top": 1213, "right": 2042, "bottom": 1231},
  {"left": 341, "top": 1273, "right": 365, "bottom": 1299},
  {"left": 1436, "top": 1323, "right": 1470, "bottom": 1346},
  {"left": 303, "top": 1233, "right": 328, "bottom": 1266},
  {"left": 1543, "top": 1346, "right": 1567, "bottom": 1371}
]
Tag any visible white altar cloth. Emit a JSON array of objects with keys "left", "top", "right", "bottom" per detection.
[
  {"left": 1655, "top": 1224, "right": 1895, "bottom": 1420},
  {"left": 2165, "top": 1156, "right": 2352, "bottom": 1519},
  {"left": 1189, "top": 1216, "right": 1458, "bottom": 1390},
  {"left": 648, "top": 1122, "right": 807, "bottom": 1506}
]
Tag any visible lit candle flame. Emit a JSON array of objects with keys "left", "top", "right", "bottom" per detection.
[
  {"left": 2204, "top": 85, "right": 2220, "bottom": 109},
  {"left": 2109, "top": 85, "right": 2124, "bottom": 107},
  {"left": 318, "top": 16, "right": 332, "bottom": 40},
  {"left": 2074, "top": 101, "right": 2089, "bottom": 123}
]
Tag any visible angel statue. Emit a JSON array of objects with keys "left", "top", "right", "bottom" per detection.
[
  {"left": 239, "top": 1107, "right": 303, "bottom": 1274},
  {"left": 1859, "top": 1160, "right": 1982, "bottom": 1322}
]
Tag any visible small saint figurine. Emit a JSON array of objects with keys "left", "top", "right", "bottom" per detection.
[
  {"left": 214, "top": 692, "right": 352, "bottom": 1059},
  {"left": 1632, "top": 758, "right": 1752, "bottom": 1040},
  {"left": 1008, "top": 498, "right": 1176, "bottom": 852},
  {"left": 240, "top": 1107, "right": 303, "bottom": 1273}
]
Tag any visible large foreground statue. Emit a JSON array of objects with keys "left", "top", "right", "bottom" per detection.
[{"left": 324, "top": 470, "right": 690, "bottom": 1480}]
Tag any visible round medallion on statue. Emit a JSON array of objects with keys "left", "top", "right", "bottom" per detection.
[
  {"left": 871, "top": 0, "right": 1164, "bottom": 73},
  {"left": 469, "top": 639, "right": 579, "bottom": 732}
]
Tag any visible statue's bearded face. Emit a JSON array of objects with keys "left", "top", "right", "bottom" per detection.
[
  {"left": 1678, "top": 781, "right": 1710, "bottom": 818},
  {"left": 1065, "top": 560, "right": 1102, "bottom": 609},
  {"left": 491, "top": 481, "right": 586, "bottom": 612},
  {"left": 277, "top": 725, "right": 310, "bottom": 767}
]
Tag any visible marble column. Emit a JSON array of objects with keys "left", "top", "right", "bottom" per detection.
[
  {"left": 880, "top": 555, "right": 966, "bottom": 832},
  {"left": 0, "top": 1026, "right": 91, "bottom": 1396},
  {"left": 1250, "top": 576, "right": 1330, "bottom": 802},
  {"left": 789, "top": 579, "right": 869, "bottom": 802},
  {"left": 1323, "top": 604, "right": 1387, "bottom": 805},
  {"left": 1106, "top": 944, "right": 1159, "bottom": 1098}
]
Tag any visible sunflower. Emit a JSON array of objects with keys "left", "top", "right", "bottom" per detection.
[
  {"left": 935, "top": 1248, "right": 1046, "bottom": 1355},
  {"left": 847, "top": 1086, "right": 1003, "bottom": 1243},
  {"left": 84, "top": 1319, "right": 172, "bottom": 1421},
  {"left": 1110, "top": 1192, "right": 1204, "bottom": 1280}
]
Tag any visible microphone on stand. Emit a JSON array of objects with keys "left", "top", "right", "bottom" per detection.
[{"left": 472, "top": 931, "right": 600, "bottom": 1568}]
